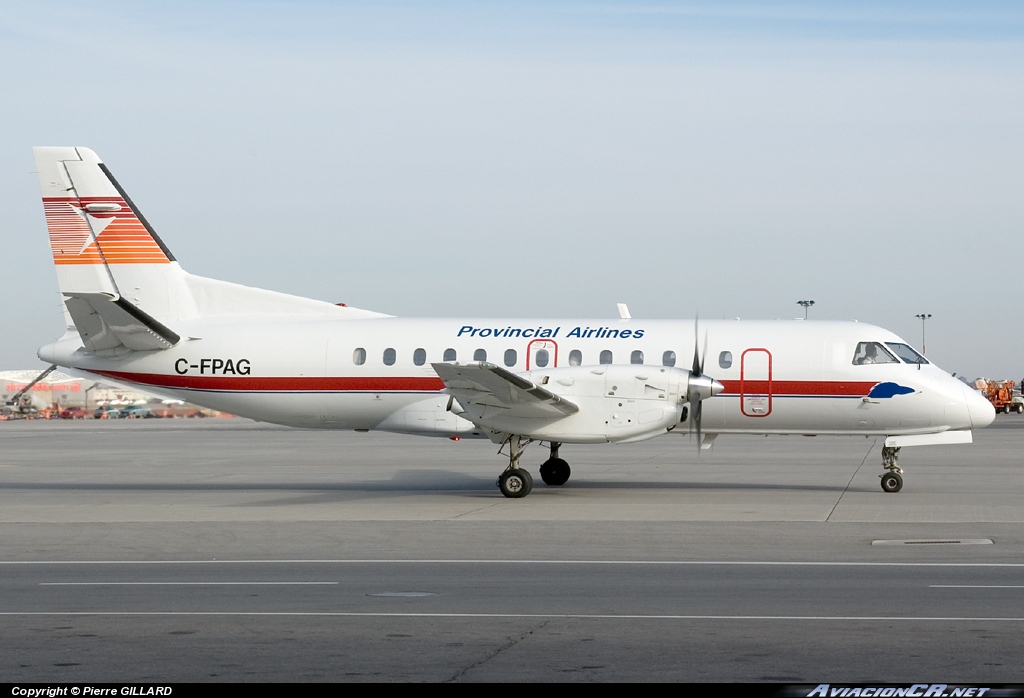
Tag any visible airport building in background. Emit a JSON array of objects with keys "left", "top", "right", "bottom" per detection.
[{"left": 1, "top": 369, "right": 161, "bottom": 411}]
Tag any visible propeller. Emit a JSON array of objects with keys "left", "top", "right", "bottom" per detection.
[{"left": 687, "top": 316, "right": 725, "bottom": 451}]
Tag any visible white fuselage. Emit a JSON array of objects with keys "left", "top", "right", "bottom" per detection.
[{"left": 39, "top": 316, "right": 993, "bottom": 441}]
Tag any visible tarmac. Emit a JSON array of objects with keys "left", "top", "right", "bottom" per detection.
[{"left": 1, "top": 417, "right": 1022, "bottom": 682}]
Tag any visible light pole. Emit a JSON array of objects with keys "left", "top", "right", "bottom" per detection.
[
  {"left": 797, "top": 299, "right": 815, "bottom": 319},
  {"left": 914, "top": 313, "right": 932, "bottom": 354}
]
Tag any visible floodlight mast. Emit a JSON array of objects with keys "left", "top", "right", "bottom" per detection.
[
  {"left": 914, "top": 313, "right": 932, "bottom": 354},
  {"left": 797, "top": 300, "right": 815, "bottom": 320}
]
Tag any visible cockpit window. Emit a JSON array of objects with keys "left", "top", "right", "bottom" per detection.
[
  {"left": 885, "top": 342, "right": 929, "bottom": 365},
  {"left": 852, "top": 341, "right": 899, "bottom": 365}
]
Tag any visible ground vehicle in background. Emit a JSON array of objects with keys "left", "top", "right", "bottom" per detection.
[
  {"left": 93, "top": 405, "right": 123, "bottom": 419},
  {"left": 976, "top": 379, "right": 1024, "bottom": 414},
  {"left": 1010, "top": 392, "right": 1024, "bottom": 414},
  {"left": 59, "top": 406, "right": 89, "bottom": 419}
]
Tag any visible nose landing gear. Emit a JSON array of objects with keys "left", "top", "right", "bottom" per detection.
[{"left": 880, "top": 445, "right": 903, "bottom": 493}]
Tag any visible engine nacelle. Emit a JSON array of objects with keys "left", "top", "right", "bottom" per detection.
[{"left": 509, "top": 364, "right": 694, "bottom": 443}]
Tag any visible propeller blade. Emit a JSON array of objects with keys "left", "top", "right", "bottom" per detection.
[
  {"left": 692, "top": 316, "right": 701, "bottom": 376},
  {"left": 700, "top": 331, "right": 707, "bottom": 376},
  {"left": 693, "top": 401, "right": 703, "bottom": 452},
  {"left": 685, "top": 316, "right": 722, "bottom": 454}
]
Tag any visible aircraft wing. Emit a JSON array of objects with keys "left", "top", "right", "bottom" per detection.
[
  {"left": 431, "top": 362, "right": 579, "bottom": 422},
  {"left": 64, "top": 293, "right": 181, "bottom": 352}
]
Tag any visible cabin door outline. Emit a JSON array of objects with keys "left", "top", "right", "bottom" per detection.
[
  {"left": 740, "top": 347, "right": 773, "bottom": 417},
  {"left": 526, "top": 339, "right": 558, "bottom": 370}
]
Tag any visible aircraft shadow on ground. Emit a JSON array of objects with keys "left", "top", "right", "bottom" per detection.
[{"left": 0, "top": 474, "right": 852, "bottom": 497}]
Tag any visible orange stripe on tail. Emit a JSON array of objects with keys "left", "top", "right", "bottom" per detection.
[{"left": 43, "top": 196, "right": 170, "bottom": 266}]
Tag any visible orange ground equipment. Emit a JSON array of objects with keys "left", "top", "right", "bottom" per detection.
[{"left": 976, "top": 379, "right": 1023, "bottom": 414}]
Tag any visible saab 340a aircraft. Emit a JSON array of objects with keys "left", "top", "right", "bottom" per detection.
[{"left": 31, "top": 147, "right": 995, "bottom": 498}]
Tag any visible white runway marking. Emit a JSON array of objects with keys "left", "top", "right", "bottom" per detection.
[
  {"left": 929, "top": 581, "right": 1024, "bottom": 585},
  {"left": 872, "top": 539, "right": 993, "bottom": 546},
  {"left": 2, "top": 559, "right": 1023, "bottom": 567},
  {"left": 1, "top": 612, "right": 1024, "bottom": 621},
  {"left": 39, "top": 581, "right": 339, "bottom": 586}
]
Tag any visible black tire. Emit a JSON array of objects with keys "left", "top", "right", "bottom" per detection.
[
  {"left": 539, "top": 458, "right": 571, "bottom": 486},
  {"left": 498, "top": 469, "right": 533, "bottom": 498},
  {"left": 880, "top": 472, "right": 903, "bottom": 493},
  {"left": 1016, "top": 404, "right": 1023, "bottom": 414}
]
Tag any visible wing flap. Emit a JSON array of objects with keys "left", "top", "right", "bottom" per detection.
[{"left": 432, "top": 362, "right": 579, "bottom": 423}]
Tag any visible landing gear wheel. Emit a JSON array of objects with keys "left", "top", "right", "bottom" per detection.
[
  {"left": 880, "top": 471, "right": 903, "bottom": 493},
  {"left": 539, "top": 458, "right": 571, "bottom": 486},
  {"left": 498, "top": 469, "right": 533, "bottom": 498}
]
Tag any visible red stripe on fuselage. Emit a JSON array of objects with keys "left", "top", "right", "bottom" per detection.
[
  {"left": 92, "top": 371, "right": 876, "bottom": 397},
  {"left": 720, "top": 380, "right": 876, "bottom": 396},
  {"left": 92, "top": 370, "right": 446, "bottom": 392}
]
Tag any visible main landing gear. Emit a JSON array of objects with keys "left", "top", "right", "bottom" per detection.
[
  {"left": 539, "top": 441, "right": 571, "bottom": 486},
  {"left": 496, "top": 435, "right": 534, "bottom": 498},
  {"left": 496, "top": 438, "right": 572, "bottom": 498},
  {"left": 880, "top": 445, "right": 903, "bottom": 493},
  {"left": 498, "top": 467, "right": 533, "bottom": 498}
]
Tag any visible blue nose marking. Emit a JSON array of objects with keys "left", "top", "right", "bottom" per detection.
[{"left": 868, "top": 382, "right": 915, "bottom": 399}]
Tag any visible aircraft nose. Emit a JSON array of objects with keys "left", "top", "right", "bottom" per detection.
[{"left": 964, "top": 385, "right": 995, "bottom": 429}]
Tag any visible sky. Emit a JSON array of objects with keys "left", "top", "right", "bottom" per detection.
[{"left": 2, "top": 1, "right": 1022, "bottom": 378}]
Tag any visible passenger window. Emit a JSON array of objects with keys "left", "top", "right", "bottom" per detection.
[
  {"left": 353, "top": 348, "right": 366, "bottom": 366},
  {"left": 600, "top": 350, "right": 613, "bottom": 365},
  {"left": 631, "top": 350, "right": 644, "bottom": 364},
  {"left": 852, "top": 342, "right": 898, "bottom": 365},
  {"left": 383, "top": 348, "right": 396, "bottom": 366},
  {"left": 413, "top": 348, "right": 426, "bottom": 366},
  {"left": 474, "top": 348, "right": 487, "bottom": 362},
  {"left": 504, "top": 349, "right": 517, "bottom": 367},
  {"left": 535, "top": 349, "right": 549, "bottom": 368},
  {"left": 719, "top": 351, "right": 732, "bottom": 369},
  {"left": 568, "top": 350, "right": 582, "bottom": 366},
  {"left": 443, "top": 348, "right": 456, "bottom": 362},
  {"left": 663, "top": 350, "right": 676, "bottom": 367}
]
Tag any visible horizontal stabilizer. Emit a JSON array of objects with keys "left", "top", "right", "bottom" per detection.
[
  {"left": 64, "top": 293, "right": 181, "bottom": 352},
  {"left": 431, "top": 362, "right": 579, "bottom": 423}
]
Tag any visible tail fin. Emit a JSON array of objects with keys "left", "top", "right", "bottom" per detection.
[
  {"left": 35, "top": 147, "right": 387, "bottom": 353},
  {"left": 35, "top": 147, "right": 174, "bottom": 298}
]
